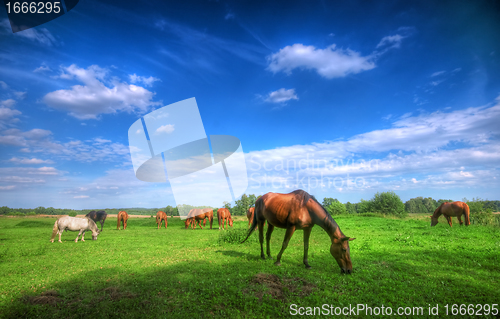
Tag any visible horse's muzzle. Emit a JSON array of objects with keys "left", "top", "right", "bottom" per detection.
[{"left": 341, "top": 268, "right": 352, "bottom": 274}]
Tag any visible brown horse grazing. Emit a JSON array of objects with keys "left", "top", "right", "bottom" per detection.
[
  {"left": 185, "top": 208, "right": 214, "bottom": 229},
  {"left": 117, "top": 211, "right": 129, "bottom": 230},
  {"left": 430, "top": 201, "right": 470, "bottom": 227},
  {"left": 218, "top": 208, "right": 233, "bottom": 230},
  {"left": 242, "top": 190, "right": 355, "bottom": 274},
  {"left": 156, "top": 211, "right": 168, "bottom": 229}
]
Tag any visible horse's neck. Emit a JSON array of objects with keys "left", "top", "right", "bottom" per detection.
[
  {"left": 432, "top": 207, "right": 442, "bottom": 218},
  {"left": 310, "top": 203, "right": 343, "bottom": 241}
]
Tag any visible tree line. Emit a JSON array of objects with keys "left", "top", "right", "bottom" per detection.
[{"left": 1, "top": 193, "right": 498, "bottom": 218}]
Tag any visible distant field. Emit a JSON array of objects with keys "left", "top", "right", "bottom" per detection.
[{"left": 0, "top": 214, "right": 499, "bottom": 318}]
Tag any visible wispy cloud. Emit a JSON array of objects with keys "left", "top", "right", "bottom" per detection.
[
  {"left": 1, "top": 18, "right": 57, "bottom": 46},
  {"left": 8, "top": 157, "right": 54, "bottom": 164},
  {"left": 129, "top": 74, "right": 161, "bottom": 87}
]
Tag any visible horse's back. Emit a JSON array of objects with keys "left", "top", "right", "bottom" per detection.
[
  {"left": 257, "top": 190, "right": 313, "bottom": 228},
  {"left": 442, "top": 201, "right": 469, "bottom": 216},
  {"left": 57, "top": 216, "right": 90, "bottom": 230}
]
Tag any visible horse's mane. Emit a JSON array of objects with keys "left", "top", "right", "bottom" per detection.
[
  {"left": 291, "top": 190, "right": 338, "bottom": 228},
  {"left": 86, "top": 217, "right": 98, "bottom": 230}
]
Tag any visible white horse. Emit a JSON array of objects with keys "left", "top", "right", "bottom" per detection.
[{"left": 50, "top": 216, "right": 100, "bottom": 243}]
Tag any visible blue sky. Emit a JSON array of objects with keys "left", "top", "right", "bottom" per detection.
[{"left": 0, "top": 0, "right": 499, "bottom": 209}]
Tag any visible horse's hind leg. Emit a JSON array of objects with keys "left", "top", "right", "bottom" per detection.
[
  {"left": 266, "top": 224, "right": 275, "bottom": 259},
  {"left": 275, "top": 226, "right": 296, "bottom": 266},
  {"left": 303, "top": 228, "right": 312, "bottom": 269},
  {"left": 58, "top": 231, "right": 62, "bottom": 243},
  {"left": 457, "top": 215, "right": 463, "bottom": 226},
  {"left": 258, "top": 220, "right": 266, "bottom": 259}
]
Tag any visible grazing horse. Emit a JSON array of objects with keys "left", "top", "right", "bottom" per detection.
[
  {"left": 247, "top": 207, "right": 265, "bottom": 230},
  {"left": 185, "top": 208, "right": 214, "bottom": 229},
  {"left": 156, "top": 211, "right": 168, "bottom": 229},
  {"left": 218, "top": 208, "right": 233, "bottom": 230},
  {"left": 117, "top": 211, "right": 129, "bottom": 230},
  {"left": 85, "top": 210, "right": 107, "bottom": 232},
  {"left": 430, "top": 201, "right": 470, "bottom": 227},
  {"left": 50, "top": 216, "right": 99, "bottom": 243},
  {"left": 241, "top": 190, "right": 355, "bottom": 274}
]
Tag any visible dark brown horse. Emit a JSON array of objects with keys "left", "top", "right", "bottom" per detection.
[
  {"left": 217, "top": 208, "right": 233, "bottom": 230},
  {"left": 156, "top": 211, "right": 168, "bottom": 229},
  {"left": 85, "top": 210, "right": 107, "bottom": 232},
  {"left": 117, "top": 211, "right": 129, "bottom": 230},
  {"left": 185, "top": 208, "right": 214, "bottom": 229},
  {"left": 430, "top": 201, "right": 470, "bottom": 227},
  {"left": 242, "top": 190, "right": 355, "bottom": 274}
]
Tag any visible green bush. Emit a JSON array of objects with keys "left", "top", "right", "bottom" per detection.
[
  {"left": 371, "top": 191, "right": 407, "bottom": 218},
  {"left": 326, "top": 201, "right": 347, "bottom": 215},
  {"left": 470, "top": 209, "right": 500, "bottom": 227},
  {"left": 68, "top": 211, "right": 77, "bottom": 217}
]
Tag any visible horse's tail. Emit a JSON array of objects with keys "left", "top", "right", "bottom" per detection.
[
  {"left": 117, "top": 213, "right": 121, "bottom": 229},
  {"left": 464, "top": 203, "right": 471, "bottom": 226},
  {"left": 241, "top": 200, "right": 261, "bottom": 243},
  {"left": 50, "top": 220, "right": 58, "bottom": 241}
]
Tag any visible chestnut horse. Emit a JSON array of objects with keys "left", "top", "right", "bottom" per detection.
[
  {"left": 117, "top": 211, "right": 129, "bottom": 230},
  {"left": 242, "top": 190, "right": 355, "bottom": 274},
  {"left": 185, "top": 208, "right": 214, "bottom": 229},
  {"left": 85, "top": 210, "right": 107, "bottom": 232},
  {"left": 247, "top": 207, "right": 265, "bottom": 230},
  {"left": 217, "top": 208, "right": 233, "bottom": 230},
  {"left": 156, "top": 211, "right": 168, "bottom": 229},
  {"left": 430, "top": 201, "right": 470, "bottom": 227}
]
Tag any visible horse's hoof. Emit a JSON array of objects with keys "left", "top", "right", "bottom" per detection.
[
  {"left": 274, "top": 261, "right": 281, "bottom": 266},
  {"left": 305, "top": 265, "right": 312, "bottom": 269},
  {"left": 261, "top": 256, "right": 266, "bottom": 260}
]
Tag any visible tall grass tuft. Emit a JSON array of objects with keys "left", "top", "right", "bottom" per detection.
[{"left": 217, "top": 228, "right": 257, "bottom": 245}]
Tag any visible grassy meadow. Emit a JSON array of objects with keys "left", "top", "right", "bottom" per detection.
[{"left": 0, "top": 214, "right": 499, "bottom": 318}]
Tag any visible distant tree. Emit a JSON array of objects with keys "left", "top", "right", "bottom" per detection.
[
  {"left": 437, "top": 199, "right": 454, "bottom": 207},
  {"left": 322, "top": 197, "right": 339, "bottom": 208},
  {"left": 223, "top": 201, "right": 232, "bottom": 210},
  {"left": 34, "top": 206, "right": 46, "bottom": 215},
  {"left": 248, "top": 194, "right": 257, "bottom": 207},
  {"left": 356, "top": 199, "right": 371, "bottom": 214},
  {"left": 0, "top": 206, "right": 10, "bottom": 215},
  {"left": 345, "top": 202, "right": 357, "bottom": 214},
  {"left": 464, "top": 197, "right": 484, "bottom": 214}
]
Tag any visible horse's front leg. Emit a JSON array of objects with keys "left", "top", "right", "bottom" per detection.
[
  {"left": 446, "top": 216, "right": 453, "bottom": 227},
  {"left": 75, "top": 230, "right": 84, "bottom": 242},
  {"left": 259, "top": 220, "right": 266, "bottom": 259},
  {"left": 275, "top": 225, "right": 296, "bottom": 266},
  {"left": 81, "top": 230, "right": 86, "bottom": 242},
  {"left": 303, "top": 227, "right": 312, "bottom": 269},
  {"left": 457, "top": 215, "right": 463, "bottom": 226}
]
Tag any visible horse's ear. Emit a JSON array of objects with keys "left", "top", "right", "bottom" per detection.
[
  {"left": 428, "top": 216, "right": 432, "bottom": 218},
  {"left": 349, "top": 238, "right": 356, "bottom": 241},
  {"left": 341, "top": 237, "right": 353, "bottom": 242}
]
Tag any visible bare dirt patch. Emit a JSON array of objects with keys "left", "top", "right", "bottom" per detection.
[
  {"left": 23, "top": 290, "right": 61, "bottom": 305},
  {"left": 244, "top": 273, "right": 316, "bottom": 301}
]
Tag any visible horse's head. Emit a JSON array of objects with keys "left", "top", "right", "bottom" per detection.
[
  {"left": 92, "top": 229, "right": 100, "bottom": 240},
  {"left": 429, "top": 215, "right": 439, "bottom": 226},
  {"left": 229, "top": 217, "right": 233, "bottom": 227},
  {"left": 184, "top": 218, "right": 191, "bottom": 229},
  {"left": 330, "top": 237, "right": 355, "bottom": 274}
]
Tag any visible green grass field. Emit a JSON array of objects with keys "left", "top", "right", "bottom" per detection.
[{"left": 0, "top": 215, "right": 499, "bottom": 318}]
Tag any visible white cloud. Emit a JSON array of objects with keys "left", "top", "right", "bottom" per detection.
[
  {"left": 0, "top": 185, "right": 15, "bottom": 190},
  {"left": 43, "top": 64, "right": 161, "bottom": 119},
  {"left": 8, "top": 157, "right": 54, "bottom": 164},
  {"left": 155, "top": 124, "right": 175, "bottom": 134},
  {"left": 0, "top": 81, "right": 8, "bottom": 89},
  {"left": 129, "top": 74, "right": 161, "bottom": 87},
  {"left": 264, "top": 88, "right": 298, "bottom": 104},
  {"left": 1, "top": 99, "right": 16, "bottom": 108},
  {"left": 74, "top": 195, "right": 89, "bottom": 199},
  {"left": 267, "top": 43, "right": 375, "bottom": 79},
  {"left": 244, "top": 95, "right": 500, "bottom": 194}
]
